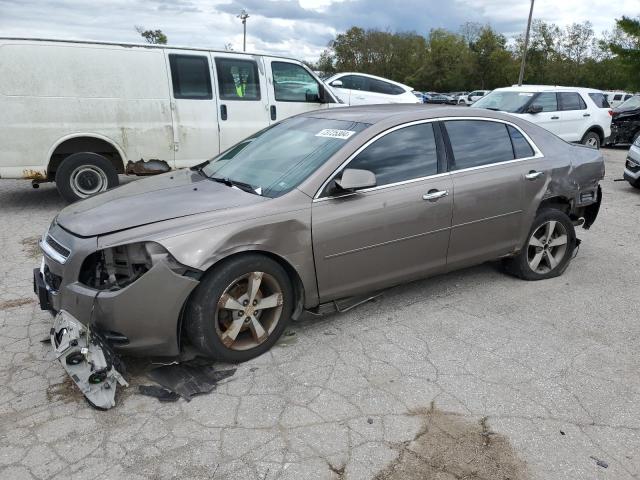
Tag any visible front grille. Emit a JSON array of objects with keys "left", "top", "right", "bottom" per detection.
[
  {"left": 46, "top": 235, "right": 71, "bottom": 260},
  {"left": 626, "top": 158, "right": 640, "bottom": 173}
]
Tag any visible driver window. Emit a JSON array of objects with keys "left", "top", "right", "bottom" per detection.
[
  {"left": 530, "top": 92, "right": 557, "bottom": 112},
  {"left": 271, "top": 62, "right": 320, "bottom": 102},
  {"left": 215, "top": 58, "right": 261, "bottom": 100}
]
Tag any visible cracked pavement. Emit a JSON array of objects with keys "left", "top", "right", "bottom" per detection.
[{"left": 1, "top": 147, "right": 638, "bottom": 479}]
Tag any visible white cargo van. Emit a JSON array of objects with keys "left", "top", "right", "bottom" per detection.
[{"left": 0, "top": 38, "right": 339, "bottom": 201}]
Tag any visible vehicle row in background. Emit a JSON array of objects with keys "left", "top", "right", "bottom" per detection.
[
  {"left": 325, "top": 72, "right": 420, "bottom": 105},
  {"left": 472, "top": 85, "right": 612, "bottom": 149},
  {"left": 604, "top": 91, "right": 636, "bottom": 109}
]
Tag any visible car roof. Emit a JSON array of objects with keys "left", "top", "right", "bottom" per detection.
[
  {"left": 495, "top": 84, "right": 604, "bottom": 94},
  {"left": 300, "top": 104, "right": 518, "bottom": 125},
  {"left": 326, "top": 72, "right": 412, "bottom": 90}
]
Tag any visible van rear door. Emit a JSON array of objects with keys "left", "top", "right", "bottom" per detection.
[
  {"left": 165, "top": 51, "right": 220, "bottom": 168},
  {"left": 262, "top": 58, "right": 332, "bottom": 124},
  {"left": 211, "top": 53, "right": 270, "bottom": 152}
]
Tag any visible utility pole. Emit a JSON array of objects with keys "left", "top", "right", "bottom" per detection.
[
  {"left": 518, "top": 0, "right": 535, "bottom": 86},
  {"left": 237, "top": 9, "right": 249, "bottom": 52}
]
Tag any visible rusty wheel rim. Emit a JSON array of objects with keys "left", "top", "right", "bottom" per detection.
[{"left": 214, "top": 271, "right": 284, "bottom": 351}]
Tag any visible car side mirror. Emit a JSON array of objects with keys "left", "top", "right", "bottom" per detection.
[
  {"left": 527, "top": 104, "right": 543, "bottom": 114},
  {"left": 334, "top": 169, "right": 376, "bottom": 192},
  {"left": 330, "top": 80, "right": 343, "bottom": 87}
]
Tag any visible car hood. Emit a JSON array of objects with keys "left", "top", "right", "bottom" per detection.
[
  {"left": 612, "top": 107, "right": 640, "bottom": 119},
  {"left": 56, "top": 169, "right": 267, "bottom": 237}
]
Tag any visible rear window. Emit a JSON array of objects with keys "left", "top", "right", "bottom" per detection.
[
  {"left": 368, "top": 79, "right": 405, "bottom": 95},
  {"left": 588, "top": 93, "right": 610, "bottom": 108},
  {"left": 508, "top": 125, "right": 535, "bottom": 159},
  {"left": 169, "top": 54, "right": 212, "bottom": 100},
  {"left": 559, "top": 92, "right": 586, "bottom": 111},
  {"left": 445, "top": 120, "right": 514, "bottom": 170}
]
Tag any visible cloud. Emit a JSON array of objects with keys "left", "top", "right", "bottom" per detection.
[{"left": 0, "top": 0, "right": 636, "bottom": 61}]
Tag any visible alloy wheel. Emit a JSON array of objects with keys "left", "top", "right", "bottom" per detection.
[
  {"left": 527, "top": 220, "right": 568, "bottom": 274},
  {"left": 214, "top": 271, "right": 284, "bottom": 351}
]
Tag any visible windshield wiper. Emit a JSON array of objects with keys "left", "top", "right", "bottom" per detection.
[{"left": 209, "top": 176, "right": 260, "bottom": 195}]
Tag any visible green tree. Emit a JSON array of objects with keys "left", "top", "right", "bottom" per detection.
[
  {"left": 135, "top": 26, "right": 168, "bottom": 45},
  {"left": 469, "top": 26, "right": 516, "bottom": 88},
  {"left": 607, "top": 16, "right": 640, "bottom": 89}
]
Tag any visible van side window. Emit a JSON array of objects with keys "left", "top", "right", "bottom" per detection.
[
  {"left": 271, "top": 62, "right": 320, "bottom": 102},
  {"left": 559, "top": 92, "right": 587, "bottom": 110},
  {"left": 215, "top": 58, "right": 261, "bottom": 101},
  {"left": 444, "top": 120, "right": 514, "bottom": 170},
  {"left": 507, "top": 125, "right": 535, "bottom": 159},
  {"left": 168, "top": 55, "right": 212, "bottom": 100}
]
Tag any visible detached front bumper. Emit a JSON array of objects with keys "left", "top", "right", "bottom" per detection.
[{"left": 50, "top": 310, "right": 128, "bottom": 409}]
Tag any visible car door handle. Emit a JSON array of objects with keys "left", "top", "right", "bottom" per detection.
[
  {"left": 550, "top": 116, "right": 560, "bottom": 120},
  {"left": 583, "top": 113, "right": 591, "bottom": 117},
  {"left": 270, "top": 105, "right": 277, "bottom": 121},
  {"left": 422, "top": 190, "right": 449, "bottom": 201},
  {"left": 525, "top": 170, "right": 544, "bottom": 180},
  {"left": 220, "top": 104, "right": 227, "bottom": 121}
]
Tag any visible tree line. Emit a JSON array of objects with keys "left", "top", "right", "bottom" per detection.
[{"left": 314, "top": 17, "right": 640, "bottom": 92}]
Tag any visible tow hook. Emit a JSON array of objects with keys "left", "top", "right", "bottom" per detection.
[{"left": 50, "top": 310, "right": 128, "bottom": 410}]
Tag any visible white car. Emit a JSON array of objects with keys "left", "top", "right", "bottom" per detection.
[
  {"left": 604, "top": 91, "right": 635, "bottom": 109},
  {"left": 473, "top": 85, "right": 612, "bottom": 149},
  {"left": 458, "top": 90, "right": 490, "bottom": 105},
  {"left": 325, "top": 73, "right": 420, "bottom": 105}
]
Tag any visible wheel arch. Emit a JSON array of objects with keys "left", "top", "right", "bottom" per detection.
[
  {"left": 47, "top": 133, "right": 127, "bottom": 179},
  {"left": 582, "top": 125, "right": 604, "bottom": 144},
  {"left": 537, "top": 195, "right": 572, "bottom": 215}
]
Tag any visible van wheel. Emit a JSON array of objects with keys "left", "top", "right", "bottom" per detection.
[
  {"left": 581, "top": 131, "right": 600, "bottom": 149},
  {"left": 55, "top": 152, "right": 119, "bottom": 202},
  {"left": 185, "top": 254, "right": 294, "bottom": 363},
  {"left": 504, "top": 208, "right": 576, "bottom": 281}
]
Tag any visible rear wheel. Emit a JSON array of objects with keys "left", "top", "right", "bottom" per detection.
[
  {"left": 185, "top": 254, "right": 294, "bottom": 362},
  {"left": 504, "top": 208, "right": 576, "bottom": 281},
  {"left": 55, "top": 152, "right": 119, "bottom": 202},
  {"left": 581, "top": 131, "right": 600, "bottom": 149}
]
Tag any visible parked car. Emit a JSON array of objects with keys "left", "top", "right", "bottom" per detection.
[
  {"left": 412, "top": 91, "right": 427, "bottom": 103},
  {"left": 458, "top": 90, "right": 490, "bottom": 105},
  {"left": 610, "top": 95, "right": 640, "bottom": 145},
  {"left": 38, "top": 105, "right": 604, "bottom": 409},
  {"left": 623, "top": 137, "right": 640, "bottom": 189},
  {"left": 473, "top": 85, "right": 612, "bottom": 149},
  {"left": 325, "top": 72, "right": 420, "bottom": 106},
  {"left": 604, "top": 91, "right": 635, "bottom": 109},
  {"left": 424, "top": 93, "right": 449, "bottom": 104},
  {"left": 0, "top": 38, "right": 339, "bottom": 202}
]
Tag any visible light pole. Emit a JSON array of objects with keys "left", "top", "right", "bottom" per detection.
[
  {"left": 518, "top": 0, "right": 535, "bottom": 86},
  {"left": 237, "top": 9, "right": 249, "bottom": 52}
]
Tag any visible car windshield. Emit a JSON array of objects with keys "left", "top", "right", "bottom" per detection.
[
  {"left": 617, "top": 95, "right": 640, "bottom": 111},
  {"left": 473, "top": 90, "right": 536, "bottom": 113},
  {"left": 201, "top": 117, "right": 369, "bottom": 198}
]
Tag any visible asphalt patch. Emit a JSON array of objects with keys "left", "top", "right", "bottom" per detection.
[{"left": 374, "top": 404, "right": 529, "bottom": 480}]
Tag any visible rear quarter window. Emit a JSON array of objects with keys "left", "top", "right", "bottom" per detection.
[{"left": 588, "top": 93, "right": 610, "bottom": 108}]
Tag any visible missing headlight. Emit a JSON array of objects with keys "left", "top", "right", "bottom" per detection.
[{"left": 79, "top": 242, "right": 188, "bottom": 290}]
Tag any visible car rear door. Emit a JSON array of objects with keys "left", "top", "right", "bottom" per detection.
[
  {"left": 165, "top": 51, "right": 220, "bottom": 168},
  {"left": 263, "top": 58, "right": 331, "bottom": 124},
  {"left": 557, "top": 92, "right": 589, "bottom": 142},
  {"left": 312, "top": 121, "right": 453, "bottom": 301},
  {"left": 211, "top": 53, "right": 271, "bottom": 152},
  {"left": 443, "top": 119, "right": 532, "bottom": 270}
]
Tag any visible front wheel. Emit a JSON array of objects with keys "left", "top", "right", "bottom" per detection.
[
  {"left": 185, "top": 254, "right": 294, "bottom": 363},
  {"left": 504, "top": 208, "right": 577, "bottom": 281},
  {"left": 55, "top": 152, "right": 119, "bottom": 202}
]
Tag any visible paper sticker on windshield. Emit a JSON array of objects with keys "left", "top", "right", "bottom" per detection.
[
  {"left": 518, "top": 92, "right": 534, "bottom": 96},
  {"left": 315, "top": 129, "right": 356, "bottom": 139}
]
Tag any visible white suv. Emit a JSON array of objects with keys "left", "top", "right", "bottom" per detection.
[
  {"left": 458, "top": 90, "right": 490, "bottom": 105},
  {"left": 473, "top": 85, "right": 612, "bottom": 149},
  {"left": 325, "top": 73, "right": 420, "bottom": 105}
]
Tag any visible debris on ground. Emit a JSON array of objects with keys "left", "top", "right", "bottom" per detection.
[
  {"left": 146, "top": 363, "right": 236, "bottom": 401},
  {"left": 138, "top": 384, "right": 180, "bottom": 402},
  {"left": 590, "top": 455, "right": 609, "bottom": 469}
]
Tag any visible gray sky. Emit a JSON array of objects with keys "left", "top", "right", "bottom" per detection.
[{"left": 0, "top": 0, "right": 637, "bottom": 60}]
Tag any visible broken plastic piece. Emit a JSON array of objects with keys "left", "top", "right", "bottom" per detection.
[
  {"left": 50, "top": 310, "right": 128, "bottom": 410},
  {"left": 146, "top": 364, "right": 236, "bottom": 401},
  {"left": 590, "top": 456, "right": 609, "bottom": 469},
  {"left": 138, "top": 385, "right": 180, "bottom": 402}
]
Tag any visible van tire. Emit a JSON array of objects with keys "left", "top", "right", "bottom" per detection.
[
  {"left": 581, "top": 131, "right": 600, "bottom": 149},
  {"left": 55, "top": 152, "right": 119, "bottom": 203}
]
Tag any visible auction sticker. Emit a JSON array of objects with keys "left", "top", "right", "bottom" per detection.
[{"left": 315, "top": 129, "right": 356, "bottom": 139}]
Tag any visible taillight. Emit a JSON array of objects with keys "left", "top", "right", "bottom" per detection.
[{"left": 608, "top": 110, "right": 613, "bottom": 116}]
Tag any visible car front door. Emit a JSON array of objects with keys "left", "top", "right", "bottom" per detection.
[
  {"left": 165, "top": 51, "right": 220, "bottom": 168},
  {"left": 522, "top": 92, "right": 562, "bottom": 137},
  {"left": 263, "top": 59, "right": 332, "bottom": 124},
  {"left": 312, "top": 121, "right": 453, "bottom": 301},
  {"left": 328, "top": 75, "right": 354, "bottom": 104},
  {"left": 557, "top": 92, "right": 589, "bottom": 142},
  {"left": 212, "top": 53, "right": 270, "bottom": 152},
  {"left": 443, "top": 119, "right": 534, "bottom": 270}
]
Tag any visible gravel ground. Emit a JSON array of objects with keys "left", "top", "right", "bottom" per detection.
[{"left": 0, "top": 147, "right": 638, "bottom": 480}]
